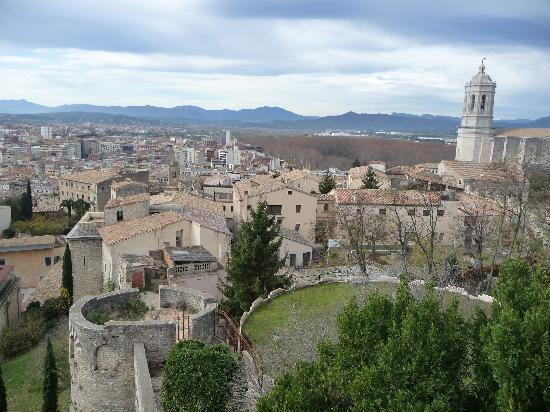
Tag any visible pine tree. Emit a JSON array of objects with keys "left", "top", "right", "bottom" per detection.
[
  {"left": 318, "top": 171, "right": 336, "bottom": 194},
  {"left": 220, "top": 201, "right": 289, "bottom": 318},
  {"left": 0, "top": 366, "right": 7, "bottom": 412},
  {"left": 20, "top": 179, "right": 33, "bottom": 220},
  {"left": 62, "top": 244, "right": 73, "bottom": 303},
  {"left": 352, "top": 158, "right": 361, "bottom": 168},
  {"left": 361, "top": 166, "right": 380, "bottom": 189},
  {"left": 42, "top": 337, "right": 58, "bottom": 412}
]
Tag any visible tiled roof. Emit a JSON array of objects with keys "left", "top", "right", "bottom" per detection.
[
  {"left": 278, "top": 169, "right": 321, "bottom": 183},
  {"left": 348, "top": 166, "right": 389, "bottom": 181},
  {"left": 181, "top": 206, "right": 230, "bottom": 235},
  {"left": 280, "top": 227, "right": 313, "bottom": 247},
  {"left": 407, "top": 168, "right": 443, "bottom": 184},
  {"left": 333, "top": 189, "right": 441, "bottom": 206},
  {"left": 150, "top": 191, "right": 222, "bottom": 214},
  {"left": 457, "top": 193, "right": 503, "bottom": 216},
  {"left": 98, "top": 211, "right": 183, "bottom": 246},
  {"left": 439, "top": 161, "right": 507, "bottom": 182},
  {"left": 495, "top": 128, "right": 550, "bottom": 138},
  {"left": 105, "top": 193, "right": 149, "bottom": 209},
  {"left": 111, "top": 179, "right": 148, "bottom": 189},
  {"left": 0, "top": 235, "right": 56, "bottom": 250},
  {"left": 317, "top": 193, "right": 335, "bottom": 201},
  {"left": 165, "top": 246, "right": 217, "bottom": 263},
  {"left": 66, "top": 220, "right": 104, "bottom": 239},
  {"left": 386, "top": 165, "right": 411, "bottom": 175},
  {"left": 60, "top": 169, "right": 118, "bottom": 184}
]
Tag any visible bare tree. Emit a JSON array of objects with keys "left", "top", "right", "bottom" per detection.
[
  {"left": 405, "top": 192, "right": 443, "bottom": 279},
  {"left": 337, "top": 205, "right": 389, "bottom": 276},
  {"left": 386, "top": 193, "right": 414, "bottom": 278}
]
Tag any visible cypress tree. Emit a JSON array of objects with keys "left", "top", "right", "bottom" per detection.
[
  {"left": 361, "top": 166, "right": 380, "bottom": 189},
  {"left": 352, "top": 158, "right": 361, "bottom": 167},
  {"left": 42, "top": 338, "right": 58, "bottom": 412},
  {"left": 0, "top": 366, "right": 7, "bottom": 412},
  {"left": 20, "top": 179, "right": 33, "bottom": 220},
  {"left": 62, "top": 244, "right": 73, "bottom": 302},
  {"left": 220, "top": 201, "right": 289, "bottom": 318},
  {"left": 318, "top": 171, "right": 336, "bottom": 194}
]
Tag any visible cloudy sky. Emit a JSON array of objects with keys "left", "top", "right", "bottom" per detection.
[{"left": 1, "top": 0, "right": 549, "bottom": 118}]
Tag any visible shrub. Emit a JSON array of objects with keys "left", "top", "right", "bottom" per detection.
[
  {"left": 87, "top": 310, "right": 110, "bottom": 326},
  {"left": 115, "top": 298, "right": 148, "bottom": 321},
  {"left": 0, "top": 316, "right": 45, "bottom": 359},
  {"left": 41, "top": 296, "right": 69, "bottom": 321},
  {"left": 161, "top": 340, "right": 242, "bottom": 412},
  {"left": 1, "top": 228, "right": 15, "bottom": 239}
]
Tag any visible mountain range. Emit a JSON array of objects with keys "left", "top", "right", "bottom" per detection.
[{"left": 1, "top": 99, "right": 549, "bottom": 132}]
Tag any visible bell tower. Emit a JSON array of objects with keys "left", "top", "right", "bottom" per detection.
[{"left": 455, "top": 59, "right": 496, "bottom": 162}]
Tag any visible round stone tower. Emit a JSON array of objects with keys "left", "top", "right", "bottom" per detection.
[{"left": 455, "top": 60, "right": 497, "bottom": 163}]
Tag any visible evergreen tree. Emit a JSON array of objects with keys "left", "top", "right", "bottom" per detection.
[
  {"left": 318, "top": 171, "right": 336, "bottom": 194},
  {"left": 220, "top": 201, "right": 289, "bottom": 318},
  {"left": 60, "top": 199, "right": 74, "bottom": 219},
  {"left": 42, "top": 337, "right": 58, "bottom": 412},
  {"left": 0, "top": 366, "right": 7, "bottom": 412},
  {"left": 352, "top": 158, "right": 361, "bottom": 168},
  {"left": 20, "top": 179, "right": 33, "bottom": 220},
  {"left": 62, "top": 244, "right": 73, "bottom": 303},
  {"left": 361, "top": 166, "right": 380, "bottom": 189},
  {"left": 73, "top": 199, "right": 90, "bottom": 220}
]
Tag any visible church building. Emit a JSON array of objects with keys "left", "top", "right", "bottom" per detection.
[{"left": 455, "top": 61, "right": 550, "bottom": 167}]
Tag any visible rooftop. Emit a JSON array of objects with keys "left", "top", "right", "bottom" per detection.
[
  {"left": 164, "top": 246, "right": 217, "bottom": 263},
  {"left": 111, "top": 179, "right": 148, "bottom": 189},
  {"left": 60, "top": 169, "right": 118, "bottom": 184},
  {"left": 181, "top": 206, "right": 230, "bottom": 235},
  {"left": 280, "top": 227, "right": 313, "bottom": 247},
  {"left": 0, "top": 235, "right": 62, "bottom": 252},
  {"left": 333, "top": 189, "right": 441, "bottom": 206},
  {"left": 98, "top": 211, "right": 183, "bottom": 246},
  {"left": 105, "top": 193, "right": 149, "bottom": 209},
  {"left": 150, "top": 191, "right": 222, "bottom": 214},
  {"left": 0, "top": 265, "right": 15, "bottom": 284}
]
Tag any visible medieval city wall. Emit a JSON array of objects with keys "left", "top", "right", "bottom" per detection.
[{"left": 69, "top": 237, "right": 104, "bottom": 301}]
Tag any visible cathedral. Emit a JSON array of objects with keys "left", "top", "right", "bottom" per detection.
[{"left": 455, "top": 61, "right": 550, "bottom": 168}]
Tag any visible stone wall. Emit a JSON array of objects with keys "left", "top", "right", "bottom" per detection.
[
  {"left": 104, "top": 199, "right": 150, "bottom": 226},
  {"left": 69, "top": 289, "right": 176, "bottom": 412},
  {"left": 134, "top": 342, "right": 155, "bottom": 412},
  {"left": 159, "top": 286, "right": 217, "bottom": 344},
  {"left": 69, "top": 237, "right": 104, "bottom": 301}
]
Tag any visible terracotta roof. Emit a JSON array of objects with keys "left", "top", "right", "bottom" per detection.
[
  {"left": 105, "top": 193, "right": 149, "bottom": 209},
  {"left": 439, "top": 161, "right": 508, "bottom": 182},
  {"left": 386, "top": 165, "right": 411, "bottom": 176},
  {"left": 407, "top": 168, "right": 443, "bottom": 184},
  {"left": 333, "top": 189, "right": 441, "bottom": 206},
  {"left": 60, "top": 169, "right": 118, "bottom": 184},
  {"left": 317, "top": 193, "right": 335, "bottom": 201},
  {"left": 111, "top": 179, "right": 147, "bottom": 189},
  {"left": 181, "top": 207, "right": 230, "bottom": 235},
  {"left": 98, "top": 211, "right": 183, "bottom": 246},
  {"left": 0, "top": 265, "right": 15, "bottom": 283},
  {"left": 457, "top": 193, "right": 503, "bottom": 216},
  {"left": 280, "top": 227, "right": 313, "bottom": 247},
  {"left": 495, "top": 128, "right": 550, "bottom": 138},
  {"left": 348, "top": 166, "right": 389, "bottom": 181},
  {"left": 150, "top": 191, "right": 222, "bottom": 214},
  {"left": 278, "top": 169, "right": 321, "bottom": 183}
]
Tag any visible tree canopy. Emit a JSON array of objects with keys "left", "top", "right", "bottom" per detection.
[
  {"left": 62, "top": 244, "right": 73, "bottom": 303},
  {"left": 361, "top": 166, "right": 380, "bottom": 189},
  {"left": 42, "top": 337, "right": 58, "bottom": 412},
  {"left": 318, "top": 171, "right": 336, "bottom": 194},
  {"left": 258, "top": 259, "right": 550, "bottom": 412},
  {"left": 220, "top": 201, "right": 289, "bottom": 318},
  {"left": 20, "top": 179, "right": 33, "bottom": 220}
]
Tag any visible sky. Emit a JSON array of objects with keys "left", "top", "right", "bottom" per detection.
[{"left": 0, "top": 0, "right": 549, "bottom": 119}]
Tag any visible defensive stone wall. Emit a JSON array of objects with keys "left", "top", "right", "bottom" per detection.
[
  {"left": 69, "top": 289, "right": 175, "bottom": 412},
  {"left": 134, "top": 342, "right": 155, "bottom": 412},
  {"left": 69, "top": 237, "right": 104, "bottom": 301},
  {"left": 159, "top": 285, "right": 217, "bottom": 344}
]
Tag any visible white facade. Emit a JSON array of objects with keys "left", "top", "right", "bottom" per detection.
[
  {"left": 40, "top": 126, "right": 53, "bottom": 139},
  {"left": 0, "top": 206, "right": 11, "bottom": 232},
  {"left": 455, "top": 61, "right": 496, "bottom": 163},
  {"left": 226, "top": 148, "right": 242, "bottom": 166},
  {"left": 225, "top": 130, "right": 231, "bottom": 146}
]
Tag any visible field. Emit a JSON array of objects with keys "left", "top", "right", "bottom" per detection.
[
  {"left": 243, "top": 281, "right": 491, "bottom": 379},
  {"left": 2, "top": 318, "right": 71, "bottom": 412},
  {"left": 240, "top": 133, "right": 456, "bottom": 170}
]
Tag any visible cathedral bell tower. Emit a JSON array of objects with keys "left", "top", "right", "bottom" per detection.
[{"left": 455, "top": 59, "right": 496, "bottom": 162}]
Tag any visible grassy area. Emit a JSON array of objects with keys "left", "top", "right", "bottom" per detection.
[
  {"left": 243, "top": 281, "right": 491, "bottom": 378},
  {"left": 2, "top": 318, "right": 70, "bottom": 411}
]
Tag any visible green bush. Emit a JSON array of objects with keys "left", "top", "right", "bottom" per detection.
[
  {"left": 41, "top": 296, "right": 69, "bottom": 321},
  {"left": 0, "top": 315, "right": 45, "bottom": 359},
  {"left": 87, "top": 310, "right": 111, "bottom": 325},
  {"left": 116, "top": 298, "right": 148, "bottom": 320},
  {"left": 161, "top": 340, "right": 241, "bottom": 412}
]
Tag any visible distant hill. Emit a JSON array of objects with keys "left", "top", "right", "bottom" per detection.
[
  {"left": 0, "top": 111, "right": 154, "bottom": 125},
  {"left": 0, "top": 99, "right": 547, "bottom": 132}
]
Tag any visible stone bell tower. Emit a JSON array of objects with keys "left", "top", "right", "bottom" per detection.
[{"left": 455, "top": 59, "right": 497, "bottom": 162}]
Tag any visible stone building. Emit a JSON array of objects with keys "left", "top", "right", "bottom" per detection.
[
  {"left": 455, "top": 62, "right": 550, "bottom": 168},
  {"left": 104, "top": 193, "right": 150, "bottom": 226},
  {"left": 69, "top": 287, "right": 218, "bottom": 411},
  {"left": 110, "top": 179, "right": 148, "bottom": 199}
]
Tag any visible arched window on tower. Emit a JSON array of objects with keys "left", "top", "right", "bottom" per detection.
[
  {"left": 480, "top": 95, "right": 486, "bottom": 113},
  {"left": 470, "top": 95, "right": 476, "bottom": 112}
]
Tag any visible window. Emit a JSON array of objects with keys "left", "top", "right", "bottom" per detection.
[
  {"left": 423, "top": 209, "right": 430, "bottom": 216},
  {"left": 480, "top": 94, "right": 486, "bottom": 112},
  {"left": 44, "top": 256, "right": 52, "bottom": 266},
  {"left": 231, "top": 206, "right": 234, "bottom": 212},
  {"left": 0, "top": 259, "right": 5, "bottom": 265},
  {"left": 379, "top": 208, "right": 386, "bottom": 216},
  {"left": 296, "top": 205, "right": 301, "bottom": 213},
  {"left": 247, "top": 205, "right": 251, "bottom": 210},
  {"left": 268, "top": 205, "right": 282, "bottom": 215},
  {"left": 176, "top": 230, "right": 183, "bottom": 247},
  {"left": 223, "top": 205, "right": 226, "bottom": 211},
  {"left": 323, "top": 203, "right": 329, "bottom": 212},
  {"left": 437, "top": 209, "right": 444, "bottom": 217},
  {"left": 276, "top": 217, "right": 283, "bottom": 225},
  {"left": 117, "top": 210, "right": 124, "bottom": 221},
  {"left": 288, "top": 190, "right": 293, "bottom": 195},
  {"left": 83, "top": 257, "right": 86, "bottom": 266},
  {"left": 407, "top": 208, "right": 415, "bottom": 216},
  {"left": 470, "top": 94, "right": 476, "bottom": 111},
  {"left": 295, "top": 224, "right": 300, "bottom": 231}
]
